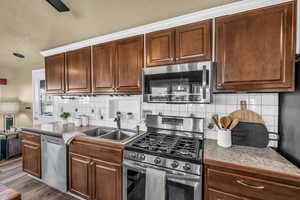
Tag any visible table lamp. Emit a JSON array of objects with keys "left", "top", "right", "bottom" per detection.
[{"left": 0, "top": 101, "right": 20, "bottom": 132}]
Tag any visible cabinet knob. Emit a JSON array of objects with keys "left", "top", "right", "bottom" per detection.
[
  {"left": 171, "top": 161, "right": 179, "bottom": 168},
  {"left": 154, "top": 157, "right": 161, "bottom": 164},
  {"left": 183, "top": 163, "right": 191, "bottom": 171}
]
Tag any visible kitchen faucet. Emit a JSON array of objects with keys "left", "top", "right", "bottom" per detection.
[{"left": 114, "top": 112, "right": 121, "bottom": 130}]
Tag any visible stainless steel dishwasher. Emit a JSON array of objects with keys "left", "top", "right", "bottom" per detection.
[{"left": 41, "top": 135, "right": 67, "bottom": 192}]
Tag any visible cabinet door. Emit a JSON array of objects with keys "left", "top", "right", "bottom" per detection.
[
  {"left": 69, "top": 153, "right": 92, "bottom": 199},
  {"left": 146, "top": 29, "right": 175, "bottom": 67},
  {"left": 208, "top": 188, "right": 249, "bottom": 200},
  {"left": 92, "top": 159, "right": 122, "bottom": 200},
  {"left": 115, "top": 35, "right": 144, "bottom": 94},
  {"left": 22, "top": 141, "right": 41, "bottom": 178},
  {"left": 215, "top": 2, "right": 295, "bottom": 92},
  {"left": 93, "top": 42, "right": 115, "bottom": 93},
  {"left": 175, "top": 20, "right": 212, "bottom": 63},
  {"left": 65, "top": 47, "right": 91, "bottom": 94},
  {"left": 45, "top": 53, "right": 65, "bottom": 94}
]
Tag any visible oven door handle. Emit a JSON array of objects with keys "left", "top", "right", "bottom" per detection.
[{"left": 123, "top": 160, "right": 201, "bottom": 182}]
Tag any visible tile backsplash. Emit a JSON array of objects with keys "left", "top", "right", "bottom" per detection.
[
  {"left": 142, "top": 93, "right": 279, "bottom": 147},
  {"left": 49, "top": 93, "right": 279, "bottom": 147},
  {"left": 52, "top": 95, "right": 142, "bottom": 130}
]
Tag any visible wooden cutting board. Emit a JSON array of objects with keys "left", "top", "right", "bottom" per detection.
[{"left": 229, "top": 101, "right": 265, "bottom": 124}]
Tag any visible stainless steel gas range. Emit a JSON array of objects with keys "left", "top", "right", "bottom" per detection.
[{"left": 123, "top": 114, "right": 204, "bottom": 200}]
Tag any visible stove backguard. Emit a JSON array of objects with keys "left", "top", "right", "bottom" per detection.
[{"left": 145, "top": 114, "right": 204, "bottom": 134}]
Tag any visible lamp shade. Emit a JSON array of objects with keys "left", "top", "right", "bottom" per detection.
[{"left": 0, "top": 101, "right": 20, "bottom": 114}]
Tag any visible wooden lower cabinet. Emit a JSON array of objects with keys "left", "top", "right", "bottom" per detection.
[
  {"left": 69, "top": 137, "right": 123, "bottom": 200},
  {"left": 21, "top": 132, "right": 41, "bottom": 178},
  {"left": 204, "top": 163, "right": 300, "bottom": 200},
  {"left": 69, "top": 153, "right": 122, "bottom": 200},
  {"left": 69, "top": 153, "right": 92, "bottom": 199},
  {"left": 92, "top": 159, "right": 122, "bottom": 200},
  {"left": 207, "top": 188, "right": 250, "bottom": 200}
]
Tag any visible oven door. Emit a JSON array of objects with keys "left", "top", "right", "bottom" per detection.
[{"left": 123, "top": 160, "right": 202, "bottom": 200}]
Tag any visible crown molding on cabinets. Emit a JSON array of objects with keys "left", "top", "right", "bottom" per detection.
[{"left": 40, "top": 0, "right": 294, "bottom": 57}]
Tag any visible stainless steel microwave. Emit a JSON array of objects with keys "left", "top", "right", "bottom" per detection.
[{"left": 143, "top": 62, "right": 212, "bottom": 104}]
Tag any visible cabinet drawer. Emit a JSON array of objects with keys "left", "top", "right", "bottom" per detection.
[
  {"left": 207, "top": 168, "right": 300, "bottom": 200},
  {"left": 22, "top": 132, "right": 41, "bottom": 145},
  {"left": 69, "top": 140, "right": 123, "bottom": 164},
  {"left": 208, "top": 188, "right": 248, "bottom": 200}
]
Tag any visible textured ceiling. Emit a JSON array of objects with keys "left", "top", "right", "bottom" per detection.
[{"left": 0, "top": 0, "right": 240, "bottom": 69}]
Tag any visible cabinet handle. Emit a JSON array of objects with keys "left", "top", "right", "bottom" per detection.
[{"left": 236, "top": 179, "right": 264, "bottom": 190}]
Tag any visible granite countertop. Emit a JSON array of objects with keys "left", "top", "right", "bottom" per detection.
[
  {"left": 22, "top": 123, "right": 99, "bottom": 138},
  {"left": 21, "top": 122, "right": 143, "bottom": 144},
  {"left": 204, "top": 139, "right": 300, "bottom": 178}
]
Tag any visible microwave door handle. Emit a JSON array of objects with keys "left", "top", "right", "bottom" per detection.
[
  {"left": 123, "top": 161, "right": 200, "bottom": 182},
  {"left": 202, "top": 65, "right": 207, "bottom": 99}
]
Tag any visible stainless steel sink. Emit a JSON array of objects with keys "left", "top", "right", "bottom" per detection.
[
  {"left": 84, "top": 127, "right": 138, "bottom": 143},
  {"left": 100, "top": 130, "right": 133, "bottom": 141},
  {"left": 84, "top": 127, "right": 115, "bottom": 137}
]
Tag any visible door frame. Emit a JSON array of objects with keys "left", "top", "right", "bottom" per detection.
[{"left": 32, "top": 69, "right": 56, "bottom": 125}]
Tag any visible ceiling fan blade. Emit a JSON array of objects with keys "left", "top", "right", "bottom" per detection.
[{"left": 46, "top": 0, "right": 70, "bottom": 12}]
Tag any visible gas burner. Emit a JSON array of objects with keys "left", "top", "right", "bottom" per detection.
[
  {"left": 177, "top": 149, "right": 191, "bottom": 155},
  {"left": 124, "top": 114, "right": 204, "bottom": 176},
  {"left": 126, "top": 131, "right": 202, "bottom": 162},
  {"left": 138, "top": 143, "right": 149, "bottom": 148}
]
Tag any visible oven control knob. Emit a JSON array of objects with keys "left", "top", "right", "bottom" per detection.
[
  {"left": 154, "top": 157, "right": 161, "bottom": 164},
  {"left": 171, "top": 161, "right": 179, "bottom": 168},
  {"left": 130, "top": 152, "right": 137, "bottom": 159},
  {"left": 139, "top": 154, "right": 146, "bottom": 160},
  {"left": 183, "top": 163, "right": 191, "bottom": 171}
]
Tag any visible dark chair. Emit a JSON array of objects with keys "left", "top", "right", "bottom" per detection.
[{"left": 0, "top": 132, "right": 22, "bottom": 160}]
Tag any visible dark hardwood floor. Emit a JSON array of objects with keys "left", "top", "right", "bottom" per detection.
[{"left": 0, "top": 158, "right": 78, "bottom": 200}]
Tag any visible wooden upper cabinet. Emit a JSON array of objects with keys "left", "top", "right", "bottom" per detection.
[
  {"left": 115, "top": 35, "right": 144, "bottom": 94},
  {"left": 176, "top": 20, "right": 212, "bottom": 63},
  {"left": 146, "top": 29, "right": 175, "bottom": 67},
  {"left": 65, "top": 47, "right": 92, "bottom": 94},
  {"left": 215, "top": 2, "right": 296, "bottom": 92},
  {"left": 93, "top": 42, "right": 115, "bottom": 93},
  {"left": 146, "top": 20, "right": 212, "bottom": 67},
  {"left": 45, "top": 53, "right": 65, "bottom": 94}
]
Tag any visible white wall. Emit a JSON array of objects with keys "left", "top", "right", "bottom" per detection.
[{"left": 0, "top": 66, "right": 41, "bottom": 129}]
